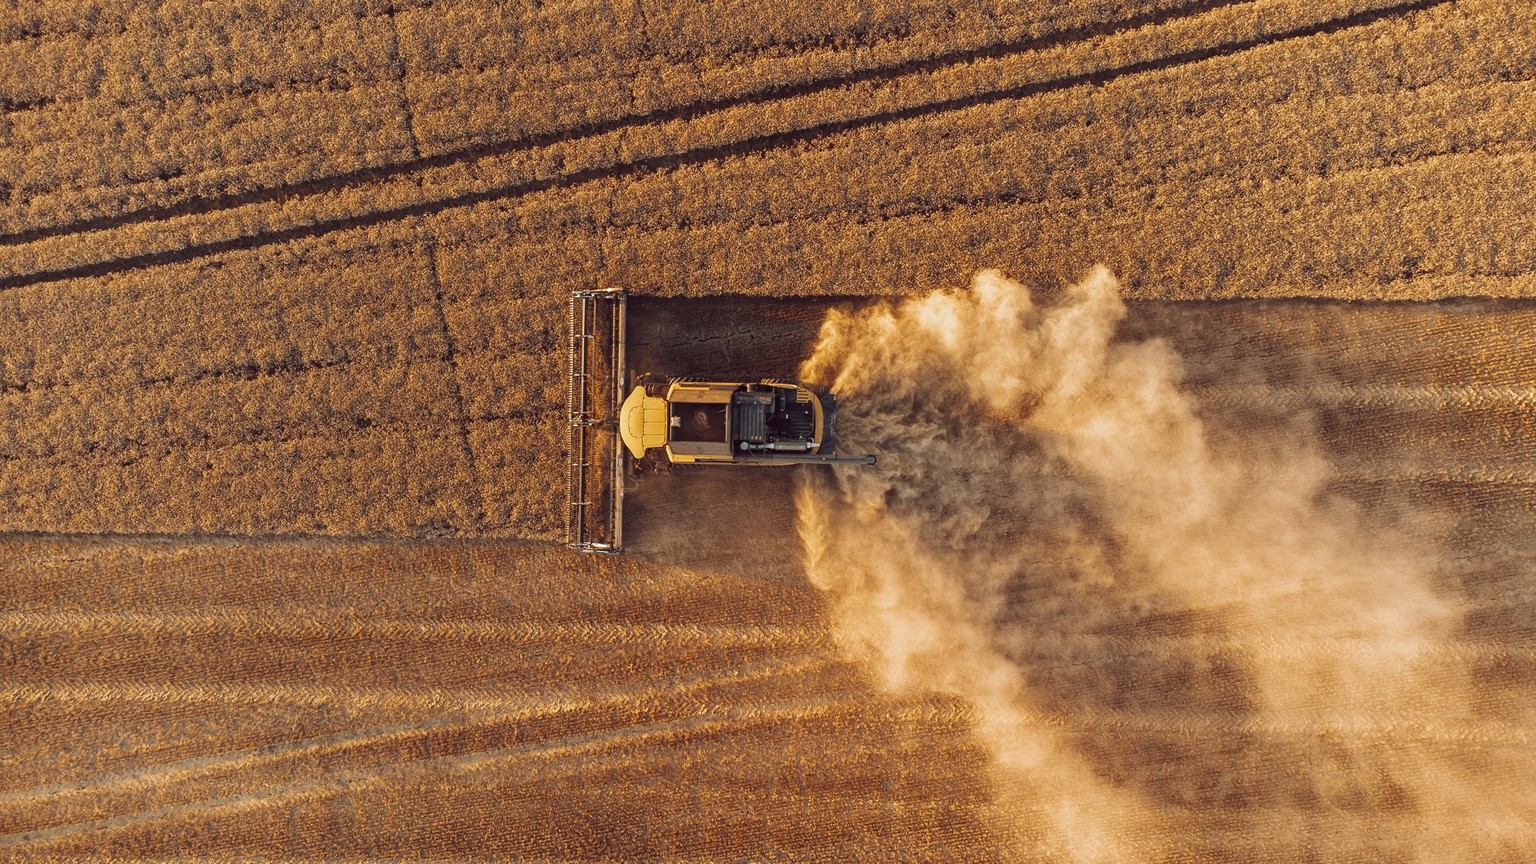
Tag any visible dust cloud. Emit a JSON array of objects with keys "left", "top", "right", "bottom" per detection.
[{"left": 796, "top": 267, "right": 1531, "bottom": 862}]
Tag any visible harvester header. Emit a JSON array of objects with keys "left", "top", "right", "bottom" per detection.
[{"left": 566, "top": 289, "right": 627, "bottom": 553}]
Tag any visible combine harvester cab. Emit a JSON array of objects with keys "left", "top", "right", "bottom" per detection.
[{"left": 566, "top": 289, "right": 875, "bottom": 553}]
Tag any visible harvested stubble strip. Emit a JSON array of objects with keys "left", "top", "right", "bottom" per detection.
[
  {"left": 5, "top": 636, "right": 810, "bottom": 701},
  {"left": 0, "top": 656, "right": 863, "bottom": 843},
  {"left": 0, "top": 694, "right": 896, "bottom": 854},
  {"left": 0, "top": 610, "right": 824, "bottom": 649},
  {"left": 1122, "top": 301, "right": 1536, "bottom": 389}
]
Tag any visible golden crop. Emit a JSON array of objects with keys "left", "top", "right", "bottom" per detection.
[
  {"left": 1, "top": 0, "right": 1533, "bottom": 858},
  {"left": 1, "top": 535, "right": 1000, "bottom": 859}
]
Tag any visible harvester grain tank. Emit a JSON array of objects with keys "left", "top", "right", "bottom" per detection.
[{"left": 565, "top": 289, "right": 875, "bottom": 553}]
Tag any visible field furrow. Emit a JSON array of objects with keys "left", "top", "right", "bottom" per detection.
[
  {"left": 0, "top": 0, "right": 1241, "bottom": 242},
  {"left": 3, "top": 0, "right": 1535, "bottom": 858},
  {"left": 0, "top": 694, "right": 927, "bottom": 854},
  {"left": 0, "top": 0, "right": 1477, "bottom": 292},
  {"left": 0, "top": 656, "right": 861, "bottom": 838}
]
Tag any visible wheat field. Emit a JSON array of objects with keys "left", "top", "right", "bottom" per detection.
[{"left": 2, "top": 0, "right": 1534, "bottom": 860}]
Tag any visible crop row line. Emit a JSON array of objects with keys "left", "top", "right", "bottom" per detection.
[
  {"left": 0, "top": 664, "right": 868, "bottom": 849},
  {"left": 0, "top": 350, "right": 368, "bottom": 400},
  {"left": 0, "top": 0, "right": 434, "bottom": 49},
  {"left": 1016, "top": 631, "right": 1536, "bottom": 664},
  {"left": 0, "top": 0, "right": 1347, "bottom": 253},
  {"left": 565, "top": 139, "right": 1535, "bottom": 261},
  {"left": 1188, "top": 382, "right": 1536, "bottom": 412},
  {"left": 11, "top": 610, "right": 1527, "bottom": 667},
  {"left": 2, "top": 68, "right": 393, "bottom": 128},
  {"left": 0, "top": 653, "right": 842, "bottom": 808},
  {"left": 0, "top": 3, "right": 439, "bottom": 119},
  {"left": 0, "top": 396, "right": 546, "bottom": 467},
  {"left": 0, "top": 653, "right": 842, "bottom": 715},
  {"left": 0, "top": 609, "right": 825, "bottom": 649},
  {"left": 1, "top": 0, "right": 1284, "bottom": 247},
  {"left": 0, "top": 229, "right": 441, "bottom": 399},
  {"left": 0, "top": 350, "right": 361, "bottom": 399}
]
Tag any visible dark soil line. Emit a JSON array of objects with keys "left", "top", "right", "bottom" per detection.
[
  {"left": 0, "top": 0, "right": 1254, "bottom": 247},
  {"left": 0, "top": 530, "right": 552, "bottom": 549},
  {"left": 0, "top": 95, "right": 55, "bottom": 112},
  {"left": 424, "top": 245, "right": 485, "bottom": 530},
  {"left": 589, "top": 139, "right": 1536, "bottom": 257},
  {"left": 0, "top": 349, "right": 387, "bottom": 399},
  {"left": 0, "top": 401, "right": 543, "bottom": 466},
  {"left": 0, "top": 0, "right": 1450, "bottom": 291}
]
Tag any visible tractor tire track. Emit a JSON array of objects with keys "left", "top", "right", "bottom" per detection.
[
  {"left": 585, "top": 141, "right": 1536, "bottom": 268},
  {"left": 0, "top": 653, "right": 843, "bottom": 714},
  {"left": 1188, "top": 383, "right": 1536, "bottom": 412},
  {"left": 0, "top": 0, "right": 1450, "bottom": 293},
  {"left": 1016, "top": 633, "right": 1536, "bottom": 665},
  {"left": 0, "top": 654, "right": 841, "bottom": 813},
  {"left": 0, "top": 0, "right": 1260, "bottom": 248},
  {"left": 0, "top": 0, "right": 1212, "bottom": 152},
  {"left": 0, "top": 694, "right": 888, "bottom": 851},
  {"left": 0, "top": 609, "right": 825, "bottom": 650},
  {"left": 0, "top": 402, "right": 539, "bottom": 471}
]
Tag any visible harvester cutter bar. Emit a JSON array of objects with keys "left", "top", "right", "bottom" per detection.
[{"left": 566, "top": 289, "right": 627, "bottom": 552}]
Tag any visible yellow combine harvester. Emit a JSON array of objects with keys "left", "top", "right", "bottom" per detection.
[
  {"left": 619, "top": 379, "right": 876, "bottom": 466},
  {"left": 566, "top": 289, "right": 875, "bottom": 553}
]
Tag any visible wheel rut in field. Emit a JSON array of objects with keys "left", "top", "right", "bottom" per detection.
[{"left": 0, "top": 0, "right": 1456, "bottom": 291}]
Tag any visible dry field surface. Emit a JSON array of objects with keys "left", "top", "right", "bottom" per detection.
[
  {"left": 0, "top": 536, "right": 1003, "bottom": 859},
  {"left": 1, "top": 0, "right": 1534, "bottom": 860}
]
